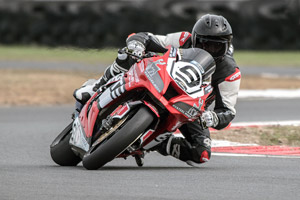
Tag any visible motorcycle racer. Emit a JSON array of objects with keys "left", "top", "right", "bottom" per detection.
[{"left": 74, "top": 14, "right": 241, "bottom": 165}]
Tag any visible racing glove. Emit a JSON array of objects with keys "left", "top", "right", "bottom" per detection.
[
  {"left": 126, "top": 32, "right": 168, "bottom": 55},
  {"left": 126, "top": 40, "right": 146, "bottom": 59},
  {"left": 200, "top": 111, "right": 219, "bottom": 129}
]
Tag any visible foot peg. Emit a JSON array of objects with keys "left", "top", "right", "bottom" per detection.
[{"left": 134, "top": 152, "right": 145, "bottom": 167}]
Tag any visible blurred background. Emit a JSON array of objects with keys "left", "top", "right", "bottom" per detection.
[
  {"left": 1, "top": 2, "right": 300, "bottom": 199},
  {"left": 1, "top": 0, "right": 300, "bottom": 106},
  {"left": 0, "top": 0, "right": 299, "bottom": 50}
]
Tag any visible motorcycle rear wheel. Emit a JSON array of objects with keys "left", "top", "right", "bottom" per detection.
[
  {"left": 82, "top": 106, "right": 154, "bottom": 170},
  {"left": 50, "top": 122, "right": 81, "bottom": 166}
]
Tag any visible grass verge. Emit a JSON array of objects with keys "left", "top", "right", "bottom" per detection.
[
  {"left": 1, "top": 69, "right": 299, "bottom": 106},
  {"left": 211, "top": 126, "right": 300, "bottom": 146},
  {"left": 0, "top": 69, "right": 98, "bottom": 105},
  {"left": 0, "top": 45, "right": 300, "bottom": 67},
  {"left": 0, "top": 45, "right": 116, "bottom": 64},
  {"left": 234, "top": 51, "right": 300, "bottom": 67}
]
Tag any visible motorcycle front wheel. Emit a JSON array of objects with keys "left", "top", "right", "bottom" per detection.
[
  {"left": 50, "top": 122, "right": 81, "bottom": 166},
  {"left": 82, "top": 106, "right": 154, "bottom": 170}
]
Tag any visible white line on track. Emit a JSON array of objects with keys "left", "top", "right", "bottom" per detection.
[
  {"left": 212, "top": 140, "right": 258, "bottom": 147},
  {"left": 238, "top": 89, "right": 300, "bottom": 99},
  {"left": 231, "top": 120, "right": 300, "bottom": 127},
  {"left": 212, "top": 152, "right": 300, "bottom": 159}
]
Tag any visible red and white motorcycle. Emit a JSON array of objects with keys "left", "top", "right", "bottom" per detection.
[{"left": 50, "top": 47, "right": 215, "bottom": 170}]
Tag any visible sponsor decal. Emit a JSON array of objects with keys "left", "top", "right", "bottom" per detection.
[
  {"left": 169, "top": 61, "right": 203, "bottom": 97},
  {"left": 169, "top": 47, "right": 177, "bottom": 58},
  {"left": 141, "top": 129, "right": 154, "bottom": 143},
  {"left": 172, "top": 104, "right": 186, "bottom": 115},
  {"left": 145, "top": 59, "right": 165, "bottom": 93},
  {"left": 171, "top": 144, "right": 181, "bottom": 158},
  {"left": 179, "top": 32, "right": 191, "bottom": 46},
  {"left": 143, "top": 132, "right": 172, "bottom": 150},
  {"left": 204, "top": 85, "right": 213, "bottom": 94},
  {"left": 111, "top": 103, "right": 130, "bottom": 119},
  {"left": 110, "top": 105, "right": 122, "bottom": 116},
  {"left": 225, "top": 68, "right": 241, "bottom": 82},
  {"left": 146, "top": 59, "right": 164, "bottom": 76},
  {"left": 173, "top": 102, "right": 200, "bottom": 119},
  {"left": 195, "top": 97, "right": 204, "bottom": 110},
  {"left": 70, "top": 117, "right": 90, "bottom": 152},
  {"left": 154, "top": 132, "right": 173, "bottom": 143},
  {"left": 203, "top": 138, "right": 212, "bottom": 148},
  {"left": 186, "top": 107, "right": 199, "bottom": 118}
]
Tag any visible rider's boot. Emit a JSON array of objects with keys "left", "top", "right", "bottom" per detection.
[
  {"left": 73, "top": 51, "right": 135, "bottom": 106},
  {"left": 155, "top": 134, "right": 211, "bottom": 165},
  {"left": 73, "top": 79, "right": 99, "bottom": 105}
]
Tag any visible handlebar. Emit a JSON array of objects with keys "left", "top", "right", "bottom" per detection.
[{"left": 118, "top": 48, "right": 157, "bottom": 60}]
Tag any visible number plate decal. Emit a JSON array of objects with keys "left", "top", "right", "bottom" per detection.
[{"left": 70, "top": 117, "right": 89, "bottom": 152}]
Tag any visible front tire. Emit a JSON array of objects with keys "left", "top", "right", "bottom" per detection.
[
  {"left": 50, "top": 122, "right": 81, "bottom": 166},
  {"left": 82, "top": 106, "right": 154, "bottom": 170}
]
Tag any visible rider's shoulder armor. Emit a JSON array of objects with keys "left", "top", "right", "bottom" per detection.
[
  {"left": 212, "top": 55, "right": 240, "bottom": 85},
  {"left": 178, "top": 32, "right": 192, "bottom": 48}
]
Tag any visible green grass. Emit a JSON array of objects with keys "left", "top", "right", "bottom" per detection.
[
  {"left": 234, "top": 51, "right": 300, "bottom": 67},
  {"left": 259, "top": 126, "right": 300, "bottom": 146},
  {"left": 0, "top": 45, "right": 117, "bottom": 64},
  {"left": 214, "top": 125, "right": 300, "bottom": 147},
  {"left": 0, "top": 45, "right": 300, "bottom": 67}
]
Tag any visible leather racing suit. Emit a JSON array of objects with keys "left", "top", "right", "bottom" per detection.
[{"left": 74, "top": 32, "right": 241, "bottom": 165}]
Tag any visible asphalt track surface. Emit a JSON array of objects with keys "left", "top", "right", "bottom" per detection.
[
  {"left": 1, "top": 61, "right": 300, "bottom": 199},
  {"left": 1, "top": 100, "right": 300, "bottom": 200},
  {"left": 235, "top": 98, "right": 300, "bottom": 122}
]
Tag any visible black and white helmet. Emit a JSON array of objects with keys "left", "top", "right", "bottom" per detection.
[{"left": 192, "top": 14, "right": 233, "bottom": 60}]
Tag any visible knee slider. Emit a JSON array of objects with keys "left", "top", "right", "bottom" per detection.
[{"left": 191, "top": 145, "right": 211, "bottom": 164}]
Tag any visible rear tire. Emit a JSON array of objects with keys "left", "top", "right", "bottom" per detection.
[
  {"left": 50, "top": 122, "right": 81, "bottom": 166},
  {"left": 82, "top": 106, "right": 154, "bottom": 170}
]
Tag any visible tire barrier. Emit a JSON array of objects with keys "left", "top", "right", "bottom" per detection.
[{"left": 0, "top": 5, "right": 298, "bottom": 50}]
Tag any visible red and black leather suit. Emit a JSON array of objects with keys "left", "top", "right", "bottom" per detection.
[{"left": 74, "top": 31, "right": 241, "bottom": 165}]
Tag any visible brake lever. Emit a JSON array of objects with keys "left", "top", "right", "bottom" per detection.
[
  {"left": 118, "top": 48, "right": 156, "bottom": 60},
  {"left": 118, "top": 48, "right": 143, "bottom": 60}
]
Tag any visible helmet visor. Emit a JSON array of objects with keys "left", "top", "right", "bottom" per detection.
[{"left": 194, "top": 37, "right": 228, "bottom": 58}]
